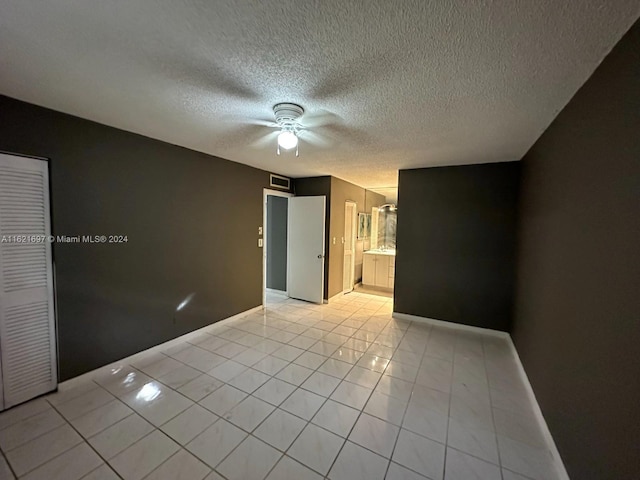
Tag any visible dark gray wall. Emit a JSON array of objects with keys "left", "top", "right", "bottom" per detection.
[
  {"left": 266, "top": 195, "right": 287, "bottom": 292},
  {"left": 513, "top": 21, "right": 640, "bottom": 480},
  {"left": 293, "top": 176, "right": 331, "bottom": 299},
  {"left": 0, "top": 95, "right": 285, "bottom": 381},
  {"left": 394, "top": 163, "right": 519, "bottom": 331}
]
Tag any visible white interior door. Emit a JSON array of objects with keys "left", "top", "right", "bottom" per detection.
[
  {"left": 343, "top": 202, "right": 356, "bottom": 293},
  {"left": 288, "top": 196, "right": 325, "bottom": 304},
  {"left": 0, "top": 153, "right": 57, "bottom": 409}
]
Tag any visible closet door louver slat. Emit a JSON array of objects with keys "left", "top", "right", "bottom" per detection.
[{"left": 0, "top": 154, "right": 57, "bottom": 410}]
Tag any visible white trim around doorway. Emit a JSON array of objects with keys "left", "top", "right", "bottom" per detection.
[{"left": 263, "top": 188, "right": 294, "bottom": 306}]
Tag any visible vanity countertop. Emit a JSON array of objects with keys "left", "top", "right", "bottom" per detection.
[{"left": 364, "top": 249, "right": 396, "bottom": 256}]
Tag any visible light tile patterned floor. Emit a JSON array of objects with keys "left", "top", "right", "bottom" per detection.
[{"left": 0, "top": 291, "right": 561, "bottom": 480}]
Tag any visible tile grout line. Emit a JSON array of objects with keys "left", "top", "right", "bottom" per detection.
[
  {"left": 246, "top": 296, "right": 395, "bottom": 479},
  {"left": 382, "top": 321, "right": 431, "bottom": 479},
  {"left": 176, "top": 295, "right": 397, "bottom": 476},
  {"left": 321, "top": 312, "right": 406, "bottom": 478},
  {"left": 440, "top": 326, "right": 459, "bottom": 480},
  {"left": 136, "top": 432, "right": 205, "bottom": 480},
  {"left": 221, "top": 299, "right": 392, "bottom": 478},
  {"left": 278, "top": 290, "right": 500, "bottom": 475},
  {"left": 280, "top": 297, "right": 394, "bottom": 478},
  {"left": 0, "top": 391, "right": 126, "bottom": 477},
  {"left": 0, "top": 446, "right": 18, "bottom": 480},
  {"left": 180, "top": 300, "right": 385, "bottom": 479},
  {"left": 3, "top": 293, "right": 477, "bottom": 480},
  {"left": 0, "top": 413, "right": 64, "bottom": 455},
  {"left": 54, "top": 378, "right": 130, "bottom": 426},
  {"left": 481, "top": 338, "right": 506, "bottom": 480},
  {"left": 45, "top": 399, "right": 126, "bottom": 480}
]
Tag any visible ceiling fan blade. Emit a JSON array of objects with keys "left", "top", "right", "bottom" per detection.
[
  {"left": 249, "top": 119, "right": 279, "bottom": 128},
  {"left": 298, "top": 109, "right": 340, "bottom": 128},
  {"left": 311, "top": 49, "right": 398, "bottom": 100},
  {"left": 298, "top": 130, "right": 331, "bottom": 148},
  {"left": 319, "top": 123, "right": 373, "bottom": 146},
  {"left": 152, "top": 52, "right": 260, "bottom": 101},
  {"left": 226, "top": 116, "right": 278, "bottom": 128},
  {"left": 214, "top": 124, "right": 272, "bottom": 149},
  {"left": 251, "top": 130, "right": 280, "bottom": 149}
]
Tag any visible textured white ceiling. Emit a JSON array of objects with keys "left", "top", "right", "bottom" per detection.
[{"left": 1, "top": 1, "right": 638, "bottom": 188}]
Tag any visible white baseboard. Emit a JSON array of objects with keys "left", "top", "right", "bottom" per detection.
[
  {"left": 506, "top": 337, "right": 570, "bottom": 480},
  {"left": 265, "top": 288, "right": 287, "bottom": 295},
  {"left": 57, "top": 305, "right": 264, "bottom": 391},
  {"left": 391, "top": 311, "right": 569, "bottom": 479},
  {"left": 323, "top": 291, "right": 344, "bottom": 304},
  {"left": 391, "top": 311, "right": 510, "bottom": 338}
]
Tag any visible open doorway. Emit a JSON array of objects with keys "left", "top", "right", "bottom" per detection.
[
  {"left": 263, "top": 189, "right": 327, "bottom": 306},
  {"left": 263, "top": 189, "right": 293, "bottom": 305},
  {"left": 358, "top": 188, "right": 398, "bottom": 299}
]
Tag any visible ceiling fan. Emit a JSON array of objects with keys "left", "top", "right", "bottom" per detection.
[
  {"left": 224, "top": 102, "right": 354, "bottom": 157},
  {"left": 272, "top": 103, "right": 305, "bottom": 156},
  {"left": 153, "top": 51, "right": 387, "bottom": 154}
]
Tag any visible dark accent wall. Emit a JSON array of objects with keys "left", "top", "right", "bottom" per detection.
[
  {"left": 394, "top": 163, "right": 519, "bottom": 331},
  {"left": 513, "top": 21, "right": 640, "bottom": 480},
  {"left": 266, "top": 195, "right": 288, "bottom": 291},
  {"left": 0, "top": 95, "right": 283, "bottom": 381}
]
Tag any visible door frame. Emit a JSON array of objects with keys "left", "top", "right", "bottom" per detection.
[
  {"left": 343, "top": 201, "right": 357, "bottom": 293},
  {"left": 263, "top": 189, "right": 294, "bottom": 306}
]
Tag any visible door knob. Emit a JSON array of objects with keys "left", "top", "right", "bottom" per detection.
[{"left": 317, "top": 254, "right": 324, "bottom": 259}]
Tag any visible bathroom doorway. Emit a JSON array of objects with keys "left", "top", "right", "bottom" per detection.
[
  {"left": 358, "top": 188, "right": 398, "bottom": 299},
  {"left": 263, "top": 189, "right": 293, "bottom": 305}
]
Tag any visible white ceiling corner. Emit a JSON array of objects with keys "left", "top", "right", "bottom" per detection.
[
  {"left": 1, "top": 0, "right": 638, "bottom": 189},
  {"left": 368, "top": 187, "right": 398, "bottom": 205}
]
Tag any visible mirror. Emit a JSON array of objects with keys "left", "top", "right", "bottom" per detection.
[{"left": 365, "top": 188, "right": 398, "bottom": 251}]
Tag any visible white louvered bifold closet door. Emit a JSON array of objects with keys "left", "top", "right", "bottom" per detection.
[{"left": 0, "top": 153, "right": 57, "bottom": 410}]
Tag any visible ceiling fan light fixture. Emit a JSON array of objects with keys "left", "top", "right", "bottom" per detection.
[{"left": 277, "top": 130, "right": 298, "bottom": 150}]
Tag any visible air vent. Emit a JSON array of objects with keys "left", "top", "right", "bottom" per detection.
[{"left": 270, "top": 174, "right": 290, "bottom": 190}]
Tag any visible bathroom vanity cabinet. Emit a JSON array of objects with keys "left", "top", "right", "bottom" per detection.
[{"left": 362, "top": 250, "right": 395, "bottom": 288}]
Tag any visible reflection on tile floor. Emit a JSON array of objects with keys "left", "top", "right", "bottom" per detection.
[{"left": 0, "top": 292, "right": 562, "bottom": 480}]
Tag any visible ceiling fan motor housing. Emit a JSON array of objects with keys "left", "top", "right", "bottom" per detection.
[{"left": 273, "top": 103, "right": 304, "bottom": 130}]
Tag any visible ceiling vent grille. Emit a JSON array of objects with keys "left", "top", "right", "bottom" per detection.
[{"left": 270, "top": 174, "right": 290, "bottom": 190}]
